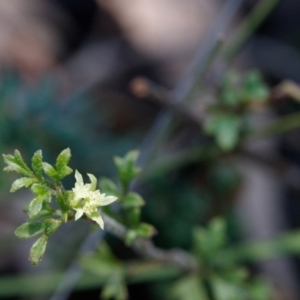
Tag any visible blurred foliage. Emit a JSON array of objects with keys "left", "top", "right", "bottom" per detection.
[{"left": 2, "top": 0, "right": 300, "bottom": 300}]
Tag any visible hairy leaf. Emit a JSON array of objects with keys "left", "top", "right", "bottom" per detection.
[
  {"left": 3, "top": 151, "right": 32, "bottom": 176},
  {"left": 15, "top": 221, "right": 44, "bottom": 239},
  {"left": 29, "top": 235, "right": 48, "bottom": 266},
  {"left": 42, "top": 162, "right": 57, "bottom": 180},
  {"left": 114, "top": 150, "right": 141, "bottom": 190},
  {"left": 55, "top": 148, "right": 72, "bottom": 179},
  {"left": 10, "top": 177, "right": 38, "bottom": 192},
  {"left": 31, "top": 150, "right": 43, "bottom": 176},
  {"left": 43, "top": 219, "right": 61, "bottom": 236},
  {"left": 28, "top": 197, "right": 44, "bottom": 218}
]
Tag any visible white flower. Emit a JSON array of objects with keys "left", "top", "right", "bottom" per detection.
[{"left": 70, "top": 170, "right": 117, "bottom": 229}]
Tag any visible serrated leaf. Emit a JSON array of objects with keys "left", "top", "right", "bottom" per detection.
[
  {"left": 114, "top": 150, "right": 141, "bottom": 190},
  {"left": 42, "top": 162, "right": 57, "bottom": 179},
  {"left": 57, "top": 165, "right": 73, "bottom": 179},
  {"left": 28, "top": 197, "right": 44, "bottom": 218},
  {"left": 99, "top": 177, "right": 120, "bottom": 196},
  {"left": 10, "top": 177, "right": 38, "bottom": 192},
  {"left": 31, "top": 150, "right": 43, "bottom": 176},
  {"left": 15, "top": 221, "right": 44, "bottom": 239},
  {"left": 3, "top": 152, "right": 32, "bottom": 176},
  {"left": 123, "top": 192, "right": 145, "bottom": 208},
  {"left": 29, "top": 235, "right": 48, "bottom": 266},
  {"left": 55, "top": 148, "right": 71, "bottom": 169},
  {"left": 55, "top": 148, "right": 72, "bottom": 179},
  {"left": 43, "top": 219, "right": 61, "bottom": 236},
  {"left": 31, "top": 183, "right": 48, "bottom": 196},
  {"left": 3, "top": 154, "right": 23, "bottom": 173},
  {"left": 13, "top": 150, "right": 33, "bottom": 174},
  {"left": 30, "top": 184, "right": 51, "bottom": 204}
]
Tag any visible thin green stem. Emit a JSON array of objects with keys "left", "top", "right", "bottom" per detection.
[
  {"left": 247, "top": 111, "right": 300, "bottom": 139},
  {"left": 224, "top": 0, "right": 282, "bottom": 61}
]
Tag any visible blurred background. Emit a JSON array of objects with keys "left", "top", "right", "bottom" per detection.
[{"left": 1, "top": 0, "right": 300, "bottom": 299}]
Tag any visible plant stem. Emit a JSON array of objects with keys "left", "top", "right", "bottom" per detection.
[
  {"left": 102, "top": 214, "right": 198, "bottom": 272},
  {"left": 137, "top": 0, "right": 244, "bottom": 168},
  {"left": 224, "top": 0, "right": 282, "bottom": 61},
  {"left": 248, "top": 111, "right": 300, "bottom": 139}
]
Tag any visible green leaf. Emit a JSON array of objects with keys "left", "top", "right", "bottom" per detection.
[
  {"left": 10, "top": 177, "right": 38, "bottom": 192},
  {"left": 56, "top": 148, "right": 71, "bottom": 169},
  {"left": 210, "top": 275, "right": 244, "bottom": 300},
  {"left": 170, "top": 274, "right": 209, "bottom": 300},
  {"left": 27, "top": 185, "right": 52, "bottom": 218},
  {"left": 204, "top": 117, "right": 219, "bottom": 135},
  {"left": 125, "top": 223, "right": 155, "bottom": 245},
  {"left": 249, "top": 278, "right": 272, "bottom": 300},
  {"left": 31, "top": 150, "right": 43, "bottom": 176},
  {"left": 99, "top": 177, "right": 120, "bottom": 197},
  {"left": 114, "top": 151, "right": 141, "bottom": 190},
  {"left": 57, "top": 166, "right": 73, "bottom": 179},
  {"left": 215, "top": 114, "right": 240, "bottom": 151},
  {"left": 126, "top": 208, "right": 141, "bottom": 225},
  {"left": 243, "top": 70, "right": 264, "bottom": 91},
  {"left": 221, "top": 90, "right": 240, "bottom": 107},
  {"left": 208, "top": 218, "right": 227, "bottom": 251},
  {"left": 29, "top": 235, "right": 48, "bottom": 266},
  {"left": 55, "top": 148, "right": 72, "bottom": 179},
  {"left": 125, "top": 230, "right": 137, "bottom": 246},
  {"left": 193, "top": 218, "right": 227, "bottom": 263},
  {"left": 15, "top": 221, "right": 44, "bottom": 239},
  {"left": 56, "top": 190, "right": 72, "bottom": 216},
  {"left": 31, "top": 184, "right": 49, "bottom": 197},
  {"left": 42, "top": 162, "right": 57, "bottom": 180},
  {"left": 96, "top": 242, "right": 119, "bottom": 262},
  {"left": 3, "top": 151, "right": 33, "bottom": 176},
  {"left": 102, "top": 277, "right": 128, "bottom": 300},
  {"left": 28, "top": 197, "right": 44, "bottom": 218},
  {"left": 43, "top": 219, "right": 61, "bottom": 236},
  {"left": 123, "top": 192, "right": 145, "bottom": 208},
  {"left": 135, "top": 223, "right": 156, "bottom": 239},
  {"left": 222, "top": 268, "right": 248, "bottom": 285}
]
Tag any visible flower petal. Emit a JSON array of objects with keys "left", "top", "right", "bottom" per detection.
[
  {"left": 88, "top": 211, "right": 104, "bottom": 229},
  {"left": 74, "top": 208, "right": 84, "bottom": 220},
  {"left": 99, "top": 195, "right": 118, "bottom": 206},
  {"left": 75, "top": 170, "right": 84, "bottom": 186},
  {"left": 87, "top": 173, "right": 97, "bottom": 191}
]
